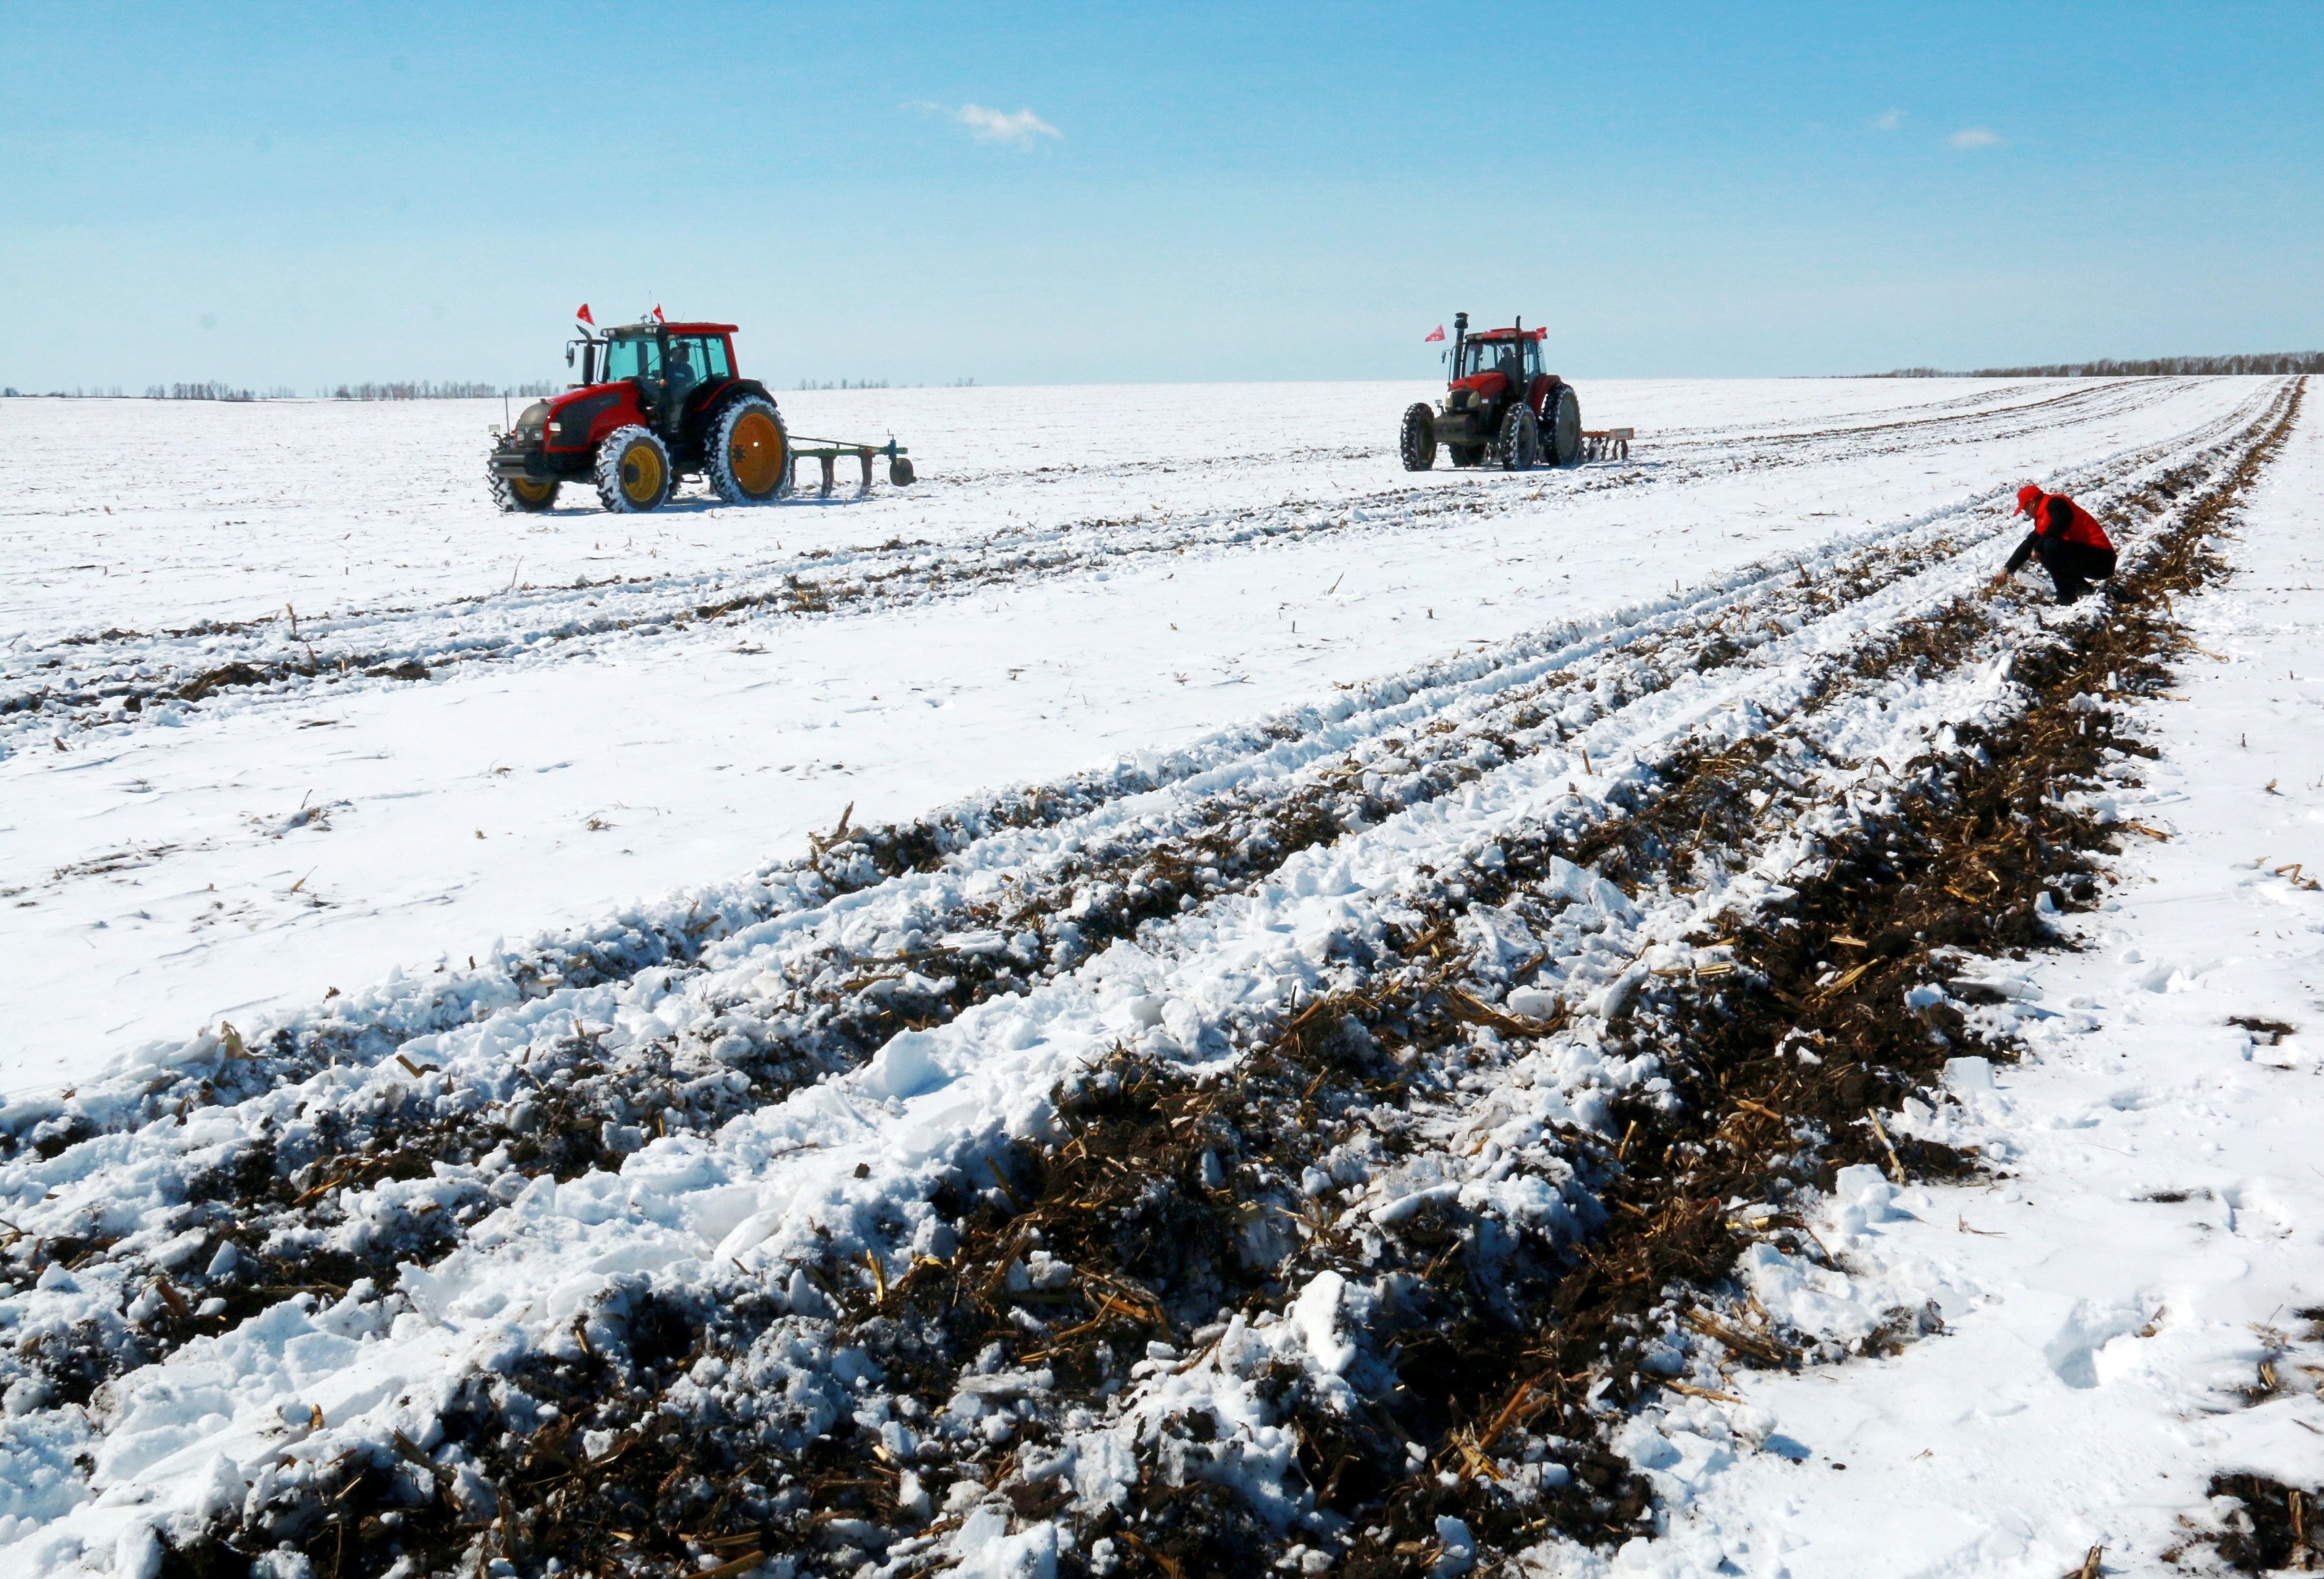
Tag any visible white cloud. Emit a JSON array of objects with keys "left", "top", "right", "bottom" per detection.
[
  {"left": 1948, "top": 127, "right": 2005, "bottom": 149},
  {"left": 1872, "top": 109, "right": 1903, "bottom": 131},
  {"left": 950, "top": 104, "right": 1061, "bottom": 147}
]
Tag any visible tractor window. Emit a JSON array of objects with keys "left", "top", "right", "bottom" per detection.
[
  {"left": 664, "top": 336, "right": 729, "bottom": 385},
  {"left": 665, "top": 339, "right": 700, "bottom": 391},
  {"left": 1459, "top": 336, "right": 1542, "bottom": 380},
  {"left": 1462, "top": 340, "right": 1511, "bottom": 379},
  {"left": 602, "top": 336, "right": 663, "bottom": 383}
]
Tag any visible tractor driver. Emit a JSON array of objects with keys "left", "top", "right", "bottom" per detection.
[{"left": 663, "top": 340, "right": 700, "bottom": 413}]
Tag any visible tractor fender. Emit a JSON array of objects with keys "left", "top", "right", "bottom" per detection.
[
  {"left": 701, "top": 379, "right": 778, "bottom": 421},
  {"left": 713, "top": 379, "right": 779, "bottom": 419}
]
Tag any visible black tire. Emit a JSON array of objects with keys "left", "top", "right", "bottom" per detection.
[
  {"left": 889, "top": 456, "right": 916, "bottom": 486},
  {"left": 1496, "top": 404, "right": 1540, "bottom": 470},
  {"left": 1450, "top": 443, "right": 1487, "bottom": 467},
  {"left": 706, "top": 396, "right": 788, "bottom": 503},
  {"left": 595, "top": 425, "right": 671, "bottom": 513},
  {"left": 1398, "top": 403, "right": 1437, "bottom": 471},
  {"left": 489, "top": 469, "right": 559, "bottom": 513},
  {"left": 1547, "top": 384, "right": 1583, "bottom": 467}
]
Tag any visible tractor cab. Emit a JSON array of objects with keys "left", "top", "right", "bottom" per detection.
[
  {"left": 572, "top": 323, "right": 740, "bottom": 440},
  {"left": 1453, "top": 330, "right": 1542, "bottom": 390},
  {"left": 1449, "top": 328, "right": 1546, "bottom": 412}
]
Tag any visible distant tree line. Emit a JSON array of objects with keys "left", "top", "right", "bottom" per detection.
[
  {"left": 325, "top": 380, "right": 558, "bottom": 400},
  {"left": 6, "top": 376, "right": 956, "bottom": 400},
  {"left": 1875, "top": 352, "right": 2324, "bottom": 378},
  {"left": 90, "top": 382, "right": 560, "bottom": 401},
  {"left": 790, "top": 379, "right": 978, "bottom": 390},
  {"left": 143, "top": 382, "right": 266, "bottom": 401}
]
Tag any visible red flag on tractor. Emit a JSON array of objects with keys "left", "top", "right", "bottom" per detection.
[
  {"left": 652, "top": 305, "right": 665, "bottom": 323},
  {"left": 575, "top": 304, "right": 594, "bottom": 326},
  {"left": 1424, "top": 325, "right": 1446, "bottom": 342}
]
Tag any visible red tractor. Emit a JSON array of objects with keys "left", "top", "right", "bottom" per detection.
[
  {"left": 1399, "top": 313, "right": 1583, "bottom": 471},
  {"left": 488, "top": 317, "right": 792, "bottom": 513}
]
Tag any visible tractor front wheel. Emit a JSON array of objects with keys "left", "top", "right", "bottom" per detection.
[
  {"left": 489, "top": 469, "right": 559, "bottom": 514},
  {"left": 1548, "top": 385, "right": 1583, "bottom": 467},
  {"left": 1496, "top": 404, "right": 1540, "bottom": 471},
  {"left": 707, "top": 397, "right": 788, "bottom": 504},
  {"left": 595, "top": 426, "right": 672, "bottom": 513},
  {"left": 1398, "top": 403, "right": 1437, "bottom": 471},
  {"left": 1451, "top": 443, "right": 1487, "bottom": 467}
]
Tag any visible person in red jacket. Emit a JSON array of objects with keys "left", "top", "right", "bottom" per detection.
[{"left": 1992, "top": 484, "right": 2118, "bottom": 604}]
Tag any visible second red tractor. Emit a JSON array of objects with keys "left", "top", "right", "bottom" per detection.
[{"left": 1400, "top": 313, "right": 1583, "bottom": 471}]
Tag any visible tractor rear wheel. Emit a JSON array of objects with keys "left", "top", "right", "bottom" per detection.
[
  {"left": 1398, "top": 403, "right": 1437, "bottom": 471},
  {"left": 489, "top": 471, "right": 559, "bottom": 513},
  {"left": 1496, "top": 404, "right": 1540, "bottom": 470},
  {"left": 707, "top": 397, "right": 788, "bottom": 504},
  {"left": 595, "top": 425, "right": 672, "bottom": 513},
  {"left": 1548, "top": 385, "right": 1583, "bottom": 467}
]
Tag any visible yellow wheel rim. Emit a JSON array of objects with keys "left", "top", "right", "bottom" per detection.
[
  {"left": 620, "top": 441, "right": 663, "bottom": 505},
  {"left": 729, "top": 410, "right": 785, "bottom": 496},
  {"left": 510, "top": 476, "right": 554, "bottom": 506}
]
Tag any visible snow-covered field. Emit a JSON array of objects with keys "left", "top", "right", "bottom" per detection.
[
  {"left": 1, "top": 375, "right": 2318, "bottom": 1579},
  {"left": 0, "top": 376, "right": 2262, "bottom": 1080}
]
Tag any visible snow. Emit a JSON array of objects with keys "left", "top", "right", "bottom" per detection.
[{"left": 0, "top": 373, "right": 2316, "bottom": 1578}]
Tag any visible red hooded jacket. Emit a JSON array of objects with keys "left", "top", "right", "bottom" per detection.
[{"left": 2018, "top": 488, "right": 2112, "bottom": 551}]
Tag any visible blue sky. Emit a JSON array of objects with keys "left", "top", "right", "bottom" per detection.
[{"left": 3, "top": 1, "right": 2319, "bottom": 388}]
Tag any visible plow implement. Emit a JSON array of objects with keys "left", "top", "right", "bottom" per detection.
[
  {"left": 787, "top": 434, "right": 915, "bottom": 497},
  {"left": 1581, "top": 427, "right": 1634, "bottom": 462}
]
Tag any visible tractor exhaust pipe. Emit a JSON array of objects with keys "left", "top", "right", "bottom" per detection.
[{"left": 1453, "top": 311, "right": 1468, "bottom": 372}]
